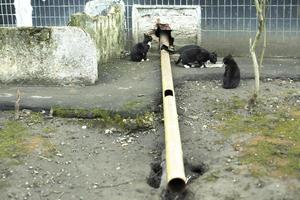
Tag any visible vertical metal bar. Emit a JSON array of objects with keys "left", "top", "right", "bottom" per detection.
[
  {"left": 230, "top": 0, "right": 232, "bottom": 31},
  {"left": 218, "top": 0, "right": 220, "bottom": 32},
  {"left": 237, "top": 0, "right": 239, "bottom": 31},
  {"left": 5, "top": 3, "right": 9, "bottom": 27},
  {"left": 249, "top": 1, "right": 252, "bottom": 32},
  {"left": 38, "top": 0, "right": 42, "bottom": 26},
  {"left": 295, "top": 0, "right": 300, "bottom": 36},
  {"left": 243, "top": 0, "right": 245, "bottom": 31},
  {"left": 283, "top": 0, "right": 285, "bottom": 39},
  {"left": 289, "top": 0, "right": 292, "bottom": 32}
]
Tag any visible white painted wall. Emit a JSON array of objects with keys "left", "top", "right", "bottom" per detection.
[
  {"left": 132, "top": 5, "right": 201, "bottom": 47},
  {"left": 14, "top": 0, "right": 32, "bottom": 27}
]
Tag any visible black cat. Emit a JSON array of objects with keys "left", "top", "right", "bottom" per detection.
[
  {"left": 222, "top": 54, "right": 240, "bottom": 89},
  {"left": 175, "top": 47, "right": 217, "bottom": 68},
  {"left": 176, "top": 44, "right": 201, "bottom": 54},
  {"left": 130, "top": 34, "right": 152, "bottom": 62}
]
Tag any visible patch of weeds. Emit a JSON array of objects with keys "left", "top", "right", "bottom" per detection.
[
  {"left": 122, "top": 100, "right": 142, "bottom": 111},
  {"left": 0, "top": 121, "right": 57, "bottom": 159},
  {"left": 67, "top": 110, "right": 155, "bottom": 131},
  {"left": 203, "top": 170, "right": 220, "bottom": 182},
  {"left": 24, "top": 135, "right": 57, "bottom": 157},
  {"left": 43, "top": 126, "right": 56, "bottom": 134},
  {"left": 28, "top": 112, "right": 44, "bottom": 124},
  {"left": 0, "top": 121, "right": 29, "bottom": 158},
  {"left": 213, "top": 95, "right": 300, "bottom": 178},
  {"left": 0, "top": 180, "right": 9, "bottom": 189}
]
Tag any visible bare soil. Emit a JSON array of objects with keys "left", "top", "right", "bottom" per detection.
[{"left": 0, "top": 78, "right": 299, "bottom": 200}]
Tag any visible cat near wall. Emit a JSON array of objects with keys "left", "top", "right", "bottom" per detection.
[
  {"left": 175, "top": 46, "right": 217, "bottom": 68},
  {"left": 130, "top": 34, "right": 153, "bottom": 62}
]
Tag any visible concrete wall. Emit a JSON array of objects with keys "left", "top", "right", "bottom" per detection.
[
  {"left": 201, "top": 31, "right": 300, "bottom": 58},
  {"left": 69, "top": 2, "right": 125, "bottom": 65},
  {"left": 0, "top": 27, "right": 98, "bottom": 85},
  {"left": 132, "top": 5, "right": 201, "bottom": 48}
]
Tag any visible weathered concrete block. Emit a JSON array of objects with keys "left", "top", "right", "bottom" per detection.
[
  {"left": 132, "top": 5, "right": 201, "bottom": 47},
  {"left": 69, "top": 2, "right": 125, "bottom": 64},
  {"left": 0, "top": 27, "right": 98, "bottom": 85},
  {"left": 84, "top": 0, "right": 111, "bottom": 16}
]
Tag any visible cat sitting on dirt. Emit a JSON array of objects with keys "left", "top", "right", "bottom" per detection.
[
  {"left": 222, "top": 54, "right": 240, "bottom": 89},
  {"left": 130, "top": 34, "right": 152, "bottom": 62},
  {"left": 175, "top": 46, "right": 217, "bottom": 68}
]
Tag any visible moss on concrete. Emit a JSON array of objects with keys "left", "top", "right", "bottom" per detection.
[
  {"left": 0, "top": 27, "right": 52, "bottom": 45},
  {"left": 69, "top": 3, "right": 125, "bottom": 65},
  {"left": 213, "top": 96, "right": 300, "bottom": 178},
  {"left": 52, "top": 106, "right": 155, "bottom": 130}
]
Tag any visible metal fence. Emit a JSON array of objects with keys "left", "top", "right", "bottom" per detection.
[
  {"left": 0, "top": 0, "right": 299, "bottom": 37},
  {"left": 0, "top": 0, "right": 15, "bottom": 27}
]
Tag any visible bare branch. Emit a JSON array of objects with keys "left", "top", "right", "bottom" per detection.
[{"left": 15, "top": 88, "right": 21, "bottom": 120}]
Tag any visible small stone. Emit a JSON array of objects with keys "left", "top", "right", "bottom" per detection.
[
  {"left": 93, "top": 183, "right": 99, "bottom": 189},
  {"left": 56, "top": 153, "right": 63, "bottom": 157},
  {"left": 105, "top": 129, "right": 112, "bottom": 134}
]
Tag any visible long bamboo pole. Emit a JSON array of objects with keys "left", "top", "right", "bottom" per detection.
[{"left": 160, "top": 33, "right": 186, "bottom": 193}]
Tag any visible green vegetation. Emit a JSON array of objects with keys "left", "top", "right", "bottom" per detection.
[
  {"left": 122, "top": 100, "right": 143, "bottom": 111},
  {"left": 28, "top": 112, "right": 44, "bottom": 124},
  {"left": 0, "top": 121, "right": 29, "bottom": 158},
  {"left": 203, "top": 170, "right": 220, "bottom": 182},
  {"left": 0, "top": 119, "right": 56, "bottom": 159},
  {"left": 53, "top": 106, "right": 155, "bottom": 130},
  {"left": 0, "top": 181, "right": 9, "bottom": 190},
  {"left": 213, "top": 96, "right": 300, "bottom": 178}
]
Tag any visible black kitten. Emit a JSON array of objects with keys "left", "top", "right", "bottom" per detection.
[
  {"left": 130, "top": 34, "right": 152, "bottom": 62},
  {"left": 222, "top": 54, "right": 240, "bottom": 89},
  {"left": 175, "top": 47, "right": 217, "bottom": 68}
]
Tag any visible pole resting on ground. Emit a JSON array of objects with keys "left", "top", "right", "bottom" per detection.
[{"left": 158, "top": 23, "right": 186, "bottom": 193}]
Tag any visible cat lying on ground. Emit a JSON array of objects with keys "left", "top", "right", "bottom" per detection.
[{"left": 175, "top": 46, "right": 217, "bottom": 68}]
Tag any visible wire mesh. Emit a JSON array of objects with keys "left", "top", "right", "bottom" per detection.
[
  {"left": 0, "top": 0, "right": 15, "bottom": 27},
  {"left": 31, "top": 0, "right": 91, "bottom": 26},
  {"left": 0, "top": 0, "right": 299, "bottom": 37}
]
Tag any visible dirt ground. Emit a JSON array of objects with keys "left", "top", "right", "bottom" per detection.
[{"left": 0, "top": 77, "right": 299, "bottom": 200}]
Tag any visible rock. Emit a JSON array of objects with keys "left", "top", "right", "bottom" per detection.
[
  {"left": 0, "top": 27, "right": 97, "bottom": 85},
  {"left": 70, "top": 1, "right": 125, "bottom": 64}
]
